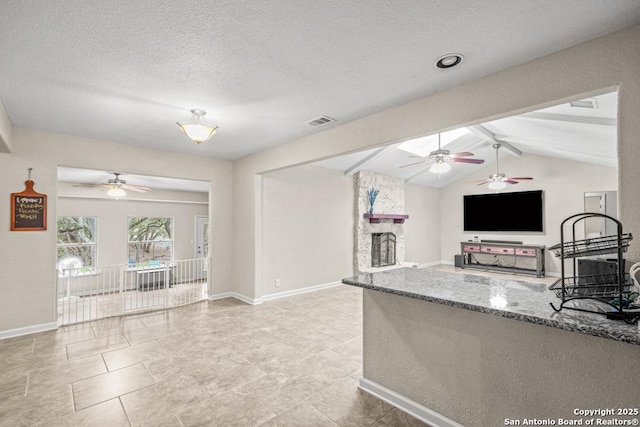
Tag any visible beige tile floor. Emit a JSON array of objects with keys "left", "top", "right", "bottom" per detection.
[{"left": 0, "top": 284, "right": 429, "bottom": 427}]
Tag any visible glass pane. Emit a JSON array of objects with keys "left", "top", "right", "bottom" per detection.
[
  {"left": 202, "top": 221, "right": 209, "bottom": 258},
  {"left": 128, "top": 242, "right": 172, "bottom": 266},
  {"left": 57, "top": 216, "right": 96, "bottom": 244},
  {"left": 57, "top": 245, "right": 96, "bottom": 267},
  {"left": 128, "top": 217, "right": 172, "bottom": 241}
]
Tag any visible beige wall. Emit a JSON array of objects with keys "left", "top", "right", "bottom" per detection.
[
  {"left": 404, "top": 184, "right": 441, "bottom": 265},
  {"left": 235, "top": 24, "right": 640, "bottom": 299},
  {"left": 58, "top": 196, "right": 208, "bottom": 266},
  {"left": 440, "top": 154, "right": 617, "bottom": 274},
  {"left": 0, "top": 152, "right": 56, "bottom": 331},
  {"left": 363, "top": 289, "right": 640, "bottom": 427},
  {"left": 0, "top": 128, "right": 233, "bottom": 332},
  {"left": 261, "top": 165, "right": 354, "bottom": 295},
  {"left": 261, "top": 166, "right": 442, "bottom": 295}
]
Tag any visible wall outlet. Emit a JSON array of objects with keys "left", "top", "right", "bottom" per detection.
[{"left": 275, "top": 279, "right": 281, "bottom": 287}]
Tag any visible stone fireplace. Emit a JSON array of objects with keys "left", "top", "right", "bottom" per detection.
[{"left": 354, "top": 170, "right": 406, "bottom": 273}]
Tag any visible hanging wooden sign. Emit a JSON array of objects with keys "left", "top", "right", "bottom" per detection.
[{"left": 11, "top": 179, "right": 47, "bottom": 231}]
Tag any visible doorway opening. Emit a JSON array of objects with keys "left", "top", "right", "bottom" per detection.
[{"left": 56, "top": 166, "right": 210, "bottom": 325}]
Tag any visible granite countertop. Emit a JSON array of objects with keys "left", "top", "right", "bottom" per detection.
[{"left": 342, "top": 267, "right": 640, "bottom": 346}]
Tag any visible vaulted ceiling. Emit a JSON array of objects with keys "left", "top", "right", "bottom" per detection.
[
  {"left": 1, "top": 2, "right": 638, "bottom": 161},
  {"left": 313, "top": 92, "right": 617, "bottom": 187}
]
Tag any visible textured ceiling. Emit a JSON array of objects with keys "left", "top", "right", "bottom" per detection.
[{"left": 1, "top": 1, "right": 639, "bottom": 160}]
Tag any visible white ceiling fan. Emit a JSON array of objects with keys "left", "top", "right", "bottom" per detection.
[
  {"left": 399, "top": 133, "right": 484, "bottom": 173},
  {"left": 72, "top": 172, "right": 151, "bottom": 197},
  {"left": 469, "top": 143, "right": 533, "bottom": 190}
]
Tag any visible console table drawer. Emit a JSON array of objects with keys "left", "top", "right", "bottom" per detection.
[
  {"left": 463, "top": 245, "right": 481, "bottom": 253},
  {"left": 481, "top": 246, "right": 515, "bottom": 255},
  {"left": 515, "top": 248, "right": 538, "bottom": 257}
]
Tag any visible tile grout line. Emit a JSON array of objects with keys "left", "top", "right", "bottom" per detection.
[
  {"left": 100, "top": 352, "right": 109, "bottom": 372},
  {"left": 118, "top": 397, "right": 134, "bottom": 427},
  {"left": 73, "top": 363, "right": 157, "bottom": 412},
  {"left": 71, "top": 382, "right": 78, "bottom": 412}
]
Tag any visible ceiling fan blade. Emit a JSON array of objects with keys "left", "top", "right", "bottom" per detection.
[
  {"left": 466, "top": 179, "right": 490, "bottom": 184},
  {"left": 507, "top": 177, "right": 534, "bottom": 180},
  {"left": 476, "top": 181, "right": 490, "bottom": 186},
  {"left": 503, "top": 180, "right": 520, "bottom": 184},
  {"left": 400, "top": 160, "right": 431, "bottom": 168},
  {"left": 448, "top": 151, "right": 474, "bottom": 158},
  {"left": 451, "top": 157, "right": 485, "bottom": 164},
  {"left": 407, "top": 155, "right": 428, "bottom": 158}
]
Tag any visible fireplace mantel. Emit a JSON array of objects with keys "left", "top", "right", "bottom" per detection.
[{"left": 363, "top": 214, "right": 409, "bottom": 224}]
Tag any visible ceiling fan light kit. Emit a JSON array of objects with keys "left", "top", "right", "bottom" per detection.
[
  {"left": 400, "top": 133, "right": 484, "bottom": 173},
  {"left": 487, "top": 179, "right": 507, "bottom": 191},
  {"left": 107, "top": 187, "right": 126, "bottom": 198},
  {"left": 72, "top": 172, "right": 151, "bottom": 198},
  {"left": 177, "top": 109, "right": 218, "bottom": 144},
  {"left": 429, "top": 161, "right": 451, "bottom": 174},
  {"left": 471, "top": 143, "right": 533, "bottom": 191}
]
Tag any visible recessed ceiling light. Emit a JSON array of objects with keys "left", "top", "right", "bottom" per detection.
[{"left": 435, "top": 53, "right": 464, "bottom": 69}]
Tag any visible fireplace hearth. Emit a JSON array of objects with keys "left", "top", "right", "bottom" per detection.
[{"left": 372, "top": 232, "right": 396, "bottom": 267}]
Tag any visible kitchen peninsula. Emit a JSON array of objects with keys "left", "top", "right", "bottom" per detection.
[{"left": 342, "top": 267, "right": 640, "bottom": 427}]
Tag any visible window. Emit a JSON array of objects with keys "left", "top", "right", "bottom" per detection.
[
  {"left": 57, "top": 216, "right": 97, "bottom": 268},
  {"left": 128, "top": 217, "right": 173, "bottom": 267}
]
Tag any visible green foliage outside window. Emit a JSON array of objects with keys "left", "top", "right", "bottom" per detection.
[
  {"left": 128, "top": 217, "right": 173, "bottom": 265},
  {"left": 57, "top": 216, "right": 97, "bottom": 267}
]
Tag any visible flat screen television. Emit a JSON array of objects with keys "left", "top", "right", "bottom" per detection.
[{"left": 463, "top": 190, "right": 544, "bottom": 232}]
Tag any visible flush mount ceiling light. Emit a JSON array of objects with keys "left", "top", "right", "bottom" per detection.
[
  {"left": 176, "top": 109, "right": 218, "bottom": 144},
  {"left": 435, "top": 53, "right": 464, "bottom": 69}
]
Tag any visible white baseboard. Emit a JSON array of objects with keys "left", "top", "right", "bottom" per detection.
[
  {"left": 417, "top": 261, "right": 442, "bottom": 268},
  {"left": 208, "top": 291, "right": 263, "bottom": 305},
  {"left": 261, "top": 281, "right": 342, "bottom": 302},
  {"left": 208, "top": 281, "right": 344, "bottom": 305},
  {"left": 0, "top": 322, "right": 58, "bottom": 340},
  {"left": 359, "top": 378, "right": 463, "bottom": 427}
]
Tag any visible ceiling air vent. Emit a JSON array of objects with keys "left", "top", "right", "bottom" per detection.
[
  {"left": 306, "top": 115, "right": 336, "bottom": 127},
  {"left": 570, "top": 98, "right": 598, "bottom": 109}
]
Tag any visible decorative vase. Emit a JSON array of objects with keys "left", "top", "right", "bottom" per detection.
[{"left": 367, "top": 188, "right": 379, "bottom": 215}]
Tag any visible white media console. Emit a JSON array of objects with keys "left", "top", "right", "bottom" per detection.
[{"left": 460, "top": 240, "right": 545, "bottom": 277}]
